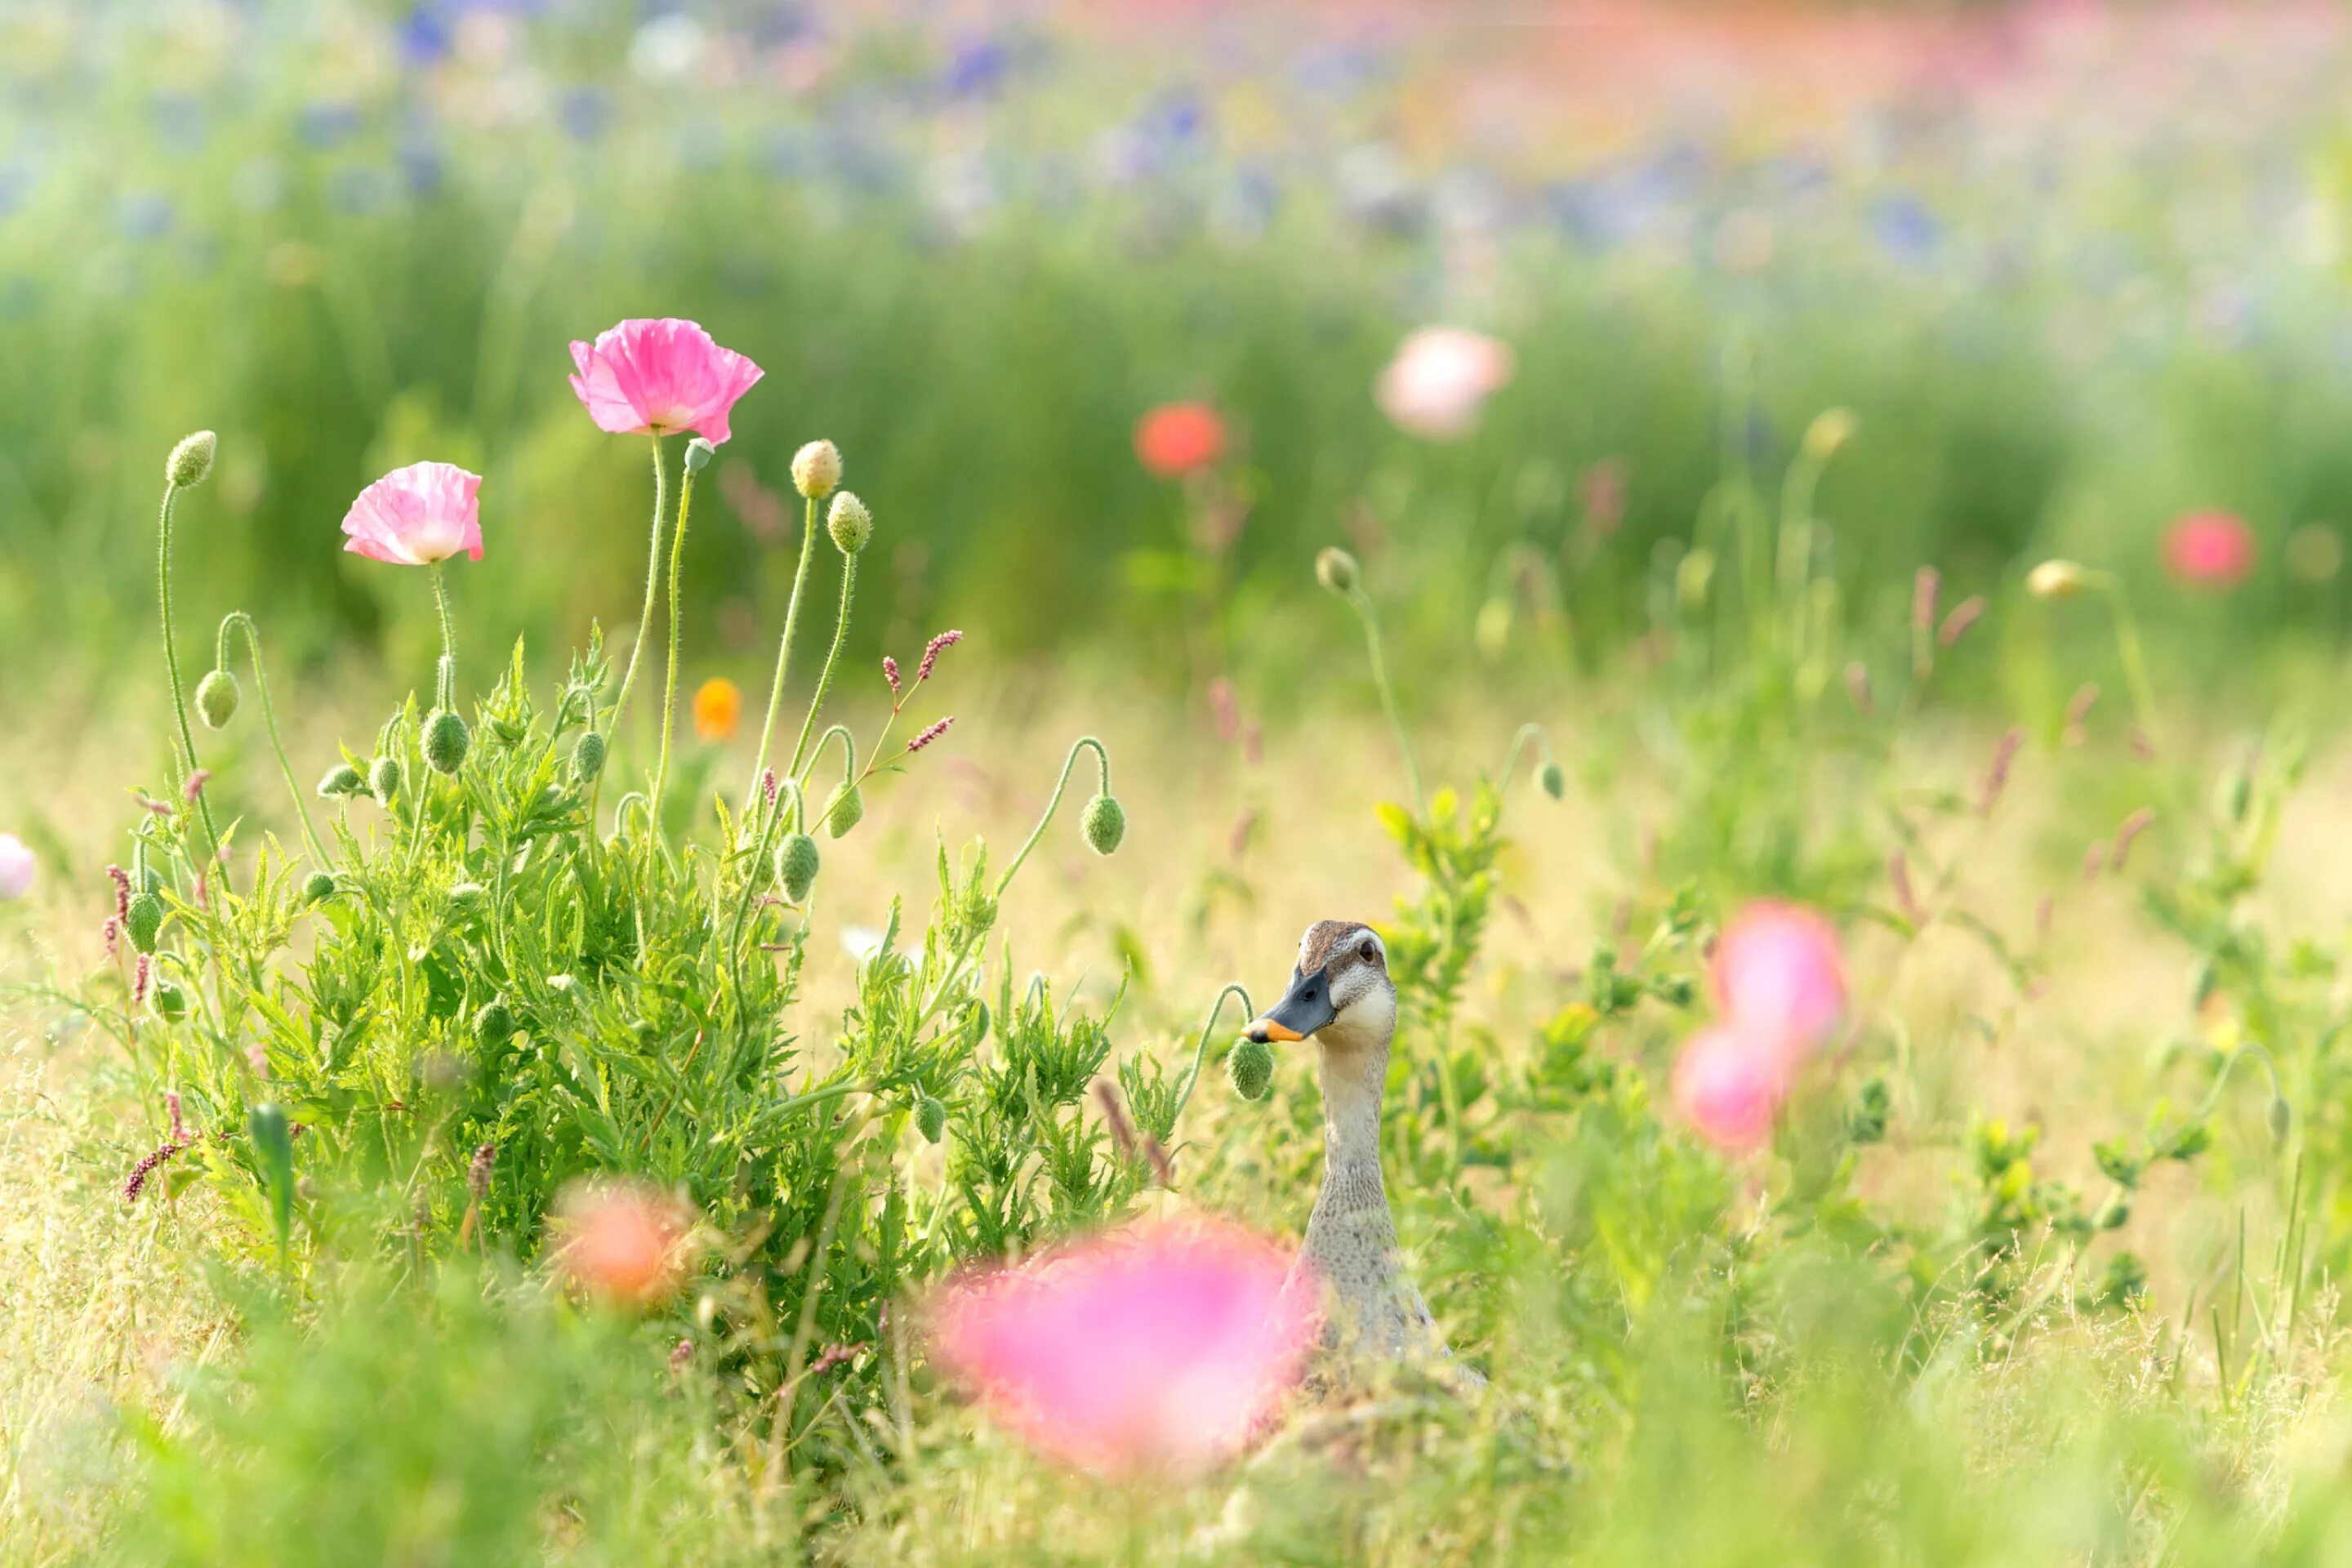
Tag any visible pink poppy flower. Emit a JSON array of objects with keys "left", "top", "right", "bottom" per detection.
[
  {"left": 551, "top": 1181, "right": 693, "bottom": 1308},
  {"left": 1134, "top": 402, "right": 1227, "bottom": 478},
  {"left": 2163, "top": 510, "right": 2256, "bottom": 589},
  {"left": 930, "top": 1217, "right": 1316, "bottom": 1477},
  {"left": 1374, "top": 327, "right": 1515, "bottom": 440},
  {"left": 0, "top": 833, "right": 32, "bottom": 902},
  {"left": 340, "top": 462, "right": 483, "bottom": 566},
  {"left": 567, "top": 318, "right": 765, "bottom": 443},
  {"left": 1671, "top": 1027, "right": 1787, "bottom": 1152},
  {"left": 1711, "top": 901, "right": 1846, "bottom": 1060}
]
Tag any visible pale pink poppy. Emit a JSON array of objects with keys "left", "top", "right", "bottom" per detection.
[
  {"left": 2163, "top": 510, "right": 2256, "bottom": 589},
  {"left": 0, "top": 833, "right": 32, "bottom": 902},
  {"left": 341, "top": 462, "right": 483, "bottom": 566},
  {"left": 1711, "top": 901, "right": 1846, "bottom": 1060},
  {"left": 930, "top": 1217, "right": 1316, "bottom": 1476},
  {"left": 1374, "top": 327, "right": 1515, "bottom": 440},
  {"left": 567, "top": 318, "right": 765, "bottom": 443},
  {"left": 1671, "top": 1027, "right": 1787, "bottom": 1152},
  {"left": 551, "top": 1181, "right": 693, "bottom": 1308}
]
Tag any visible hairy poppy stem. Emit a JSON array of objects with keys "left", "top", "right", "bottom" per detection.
[
  {"left": 785, "top": 554, "right": 861, "bottom": 779},
  {"left": 595, "top": 432, "right": 669, "bottom": 831},
  {"left": 996, "top": 737, "right": 1111, "bottom": 898},
  {"left": 649, "top": 454, "right": 701, "bottom": 839},
  {"left": 155, "top": 474, "right": 223, "bottom": 867},
  {"left": 749, "top": 495, "right": 822, "bottom": 807},
  {"left": 214, "top": 612, "right": 328, "bottom": 866}
]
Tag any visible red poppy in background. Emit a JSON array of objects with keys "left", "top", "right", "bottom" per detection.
[
  {"left": 1134, "top": 402, "right": 1227, "bottom": 478},
  {"left": 2163, "top": 510, "right": 2256, "bottom": 588}
]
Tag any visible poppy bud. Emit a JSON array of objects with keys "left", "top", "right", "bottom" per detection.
[
  {"left": 1314, "top": 546, "right": 1360, "bottom": 595},
  {"left": 302, "top": 871, "right": 337, "bottom": 905},
  {"left": 1081, "top": 793, "right": 1126, "bottom": 855},
  {"left": 318, "top": 763, "right": 365, "bottom": 799},
  {"left": 822, "top": 782, "right": 864, "bottom": 839},
  {"left": 826, "top": 491, "right": 872, "bottom": 555},
  {"left": 791, "top": 439, "right": 842, "bottom": 499},
  {"left": 370, "top": 755, "right": 403, "bottom": 802},
  {"left": 166, "top": 430, "right": 216, "bottom": 489},
  {"left": 1227, "top": 1036, "right": 1275, "bottom": 1102},
  {"left": 195, "top": 669, "right": 241, "bottom": 729},
  {"left": 1536, "top": 760, "right": 1566, "bottom": 800},
  {"left": 154, "top": 977, "right": 187, "bottom": 1020},
  {"left": 126, "top": 890, "right": 166, "bottom": 955},
  {"left": 422, "top": 710, "right": 470, "bottom": 775},
  {"left": 572, "top": 732, "right": 607, "bottom": 783},
  {"left": 778, "top": 833, "right": 821, "bottom": 902},
  {"left": 915, "top": 1095, "right": 947, "bottom": 1145},
  {"left": 2270, "top": 1096, "right": 2292, "bottom": 1145},
  {"left": 2027, "top": 560, "right": 2089, "bottom": 600},
  {"left": 448, "top": 881, "right": 487, "bottom": 914},
  {"left": 474, "top": 996, "right": 515, "bottom": 1049}
]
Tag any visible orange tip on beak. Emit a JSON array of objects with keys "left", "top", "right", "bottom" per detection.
[{"left": 1247, "top": 1018, "right": 1304, "bottom": 1044}]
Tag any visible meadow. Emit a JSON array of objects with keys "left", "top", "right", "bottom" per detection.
[{"left": 11, "top": 3, "right": 2352, "bottom": 1566}]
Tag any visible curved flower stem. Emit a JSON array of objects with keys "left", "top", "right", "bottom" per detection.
[
  {"left": 785, "top": 553, "right": 861, "bottom": 779},
  {"left": 155, "top": 478, "right": 222, "bottom": 866},
  {"left": 798, "top": 724, "right": 858, "bottom": 831},
  {"left": 215, "top": 613, "right": 328, "bottom": 866},
  {"left": 728, "top": 779, "right": 802, "bottom": 1007},
  {"left": 429, "top": 564, "right": 459, "bottom": 710},
  {"left": 648, "top": 457, "right": 702, "bottom": 840},
  {"left": 748, "top": 496, "right": 822, "bottom": 806},
  {"left": 995, "top": 737, "right": 1110, "bottom": 898},
  {"left": 1169, "top": 982, "right": 1255, "bottom": 1130},
  {"left": 1341, "top": 585, "right": 1424, "bottom": 817},
  {"left": 1494, "top": 722, "right": 1553, "bottom": 795},
  {"left": 595, "top": 432, "right": 669, "bottom": 830}
]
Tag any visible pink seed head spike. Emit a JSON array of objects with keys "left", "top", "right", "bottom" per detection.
[
  {"left": 761, "top": 768, "right": 779, "bottom": 808},
  {"left": 183, "top": 769, "right": 212, "bottom": 804},
  {"left": 133, "top": 955, "right": 152, "bottom": 1007},
  {"left": 1938, "top": 595, "right": 1987, "bottom": 648},
  {"left": 1913, "top": 566, "right": 1940, "bottom": 633},
  {"left": 916, "top": 629, "right": 963, "bottom": 683},
  {"left": 101, "top": 915, "right": 121, "bottom": 961},
  {"left": 1980, "top": 726, "right": 2025, "bottom": 816},
  {"left": 883, "top": 655, "right": 902, "bottom": 695},
  {"left": 166, "top": 1090, "right": 185, "bottom": 1143},
  {"left": 469, "top": 1142, "right": 497, "bottom": 1200},
  {"left": 108, "top": 865, "right": 132, "bottom": 920},
  {"left": 908, "top": 717, "right": 955, "bottom": 753}
]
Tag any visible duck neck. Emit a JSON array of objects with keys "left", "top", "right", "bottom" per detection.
[{"left": 1304, "top": 1005, "right": 1396, "bottom": 1250}]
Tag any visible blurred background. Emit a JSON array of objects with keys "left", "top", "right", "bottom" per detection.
[{"left": 6, "top": 0, "right": 2352, "bottom": 718}]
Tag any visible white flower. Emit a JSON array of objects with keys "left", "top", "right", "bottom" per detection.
[
  {"left": 0, "top": 833, "right": 33, "bottom": 902},
  {"left": 1374, "top": 327, "right": 1515, "bottom": 441}
]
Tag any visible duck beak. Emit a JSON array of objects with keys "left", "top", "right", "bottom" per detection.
[{"left": 1245, "top": 966, "right": 1339, "bottom": 1044}]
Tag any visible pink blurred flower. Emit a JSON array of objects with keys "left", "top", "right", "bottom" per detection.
[
  {"left": 552, "top": 1181, "right": 692, "bottom": 1308},
  {"left": 568, "top": 318, "right": 765, "bottom": 443},
  {"left": 0, "top": 833, "right": 33, "bottom": 902},
  {"left": 1374, "top": 327, "right": 1515, "bottom": 440},
  {"left": 341, "top": 462, "right": 483, "bottom": 566},
  {"left": 930, "top": 1217, "right": 1316, "bottom": 1476},
  {"left": 1711, "top": 901, "right": 1846, "bottom": 1059},
  {"left": 1134, "top": 402, "right": 1227, "bottom": 478},
  {"left": 1671, "top": 1027, "right": 1786, "bottom": 1152},
  {"left": 2163, "top": 510, "right": 2256, "bottom": 588}
]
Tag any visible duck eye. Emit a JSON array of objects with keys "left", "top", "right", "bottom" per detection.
[{"left": 1360, "top": 939, "right": 1379, "bottom": 963}]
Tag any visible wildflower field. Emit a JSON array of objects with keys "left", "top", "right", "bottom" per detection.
[{"left": 13, "top": 3, "right": 2352, "bottom": 1564}]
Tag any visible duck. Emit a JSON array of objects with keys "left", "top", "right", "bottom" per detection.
[{"left": 1246, "top": 919, "right": 1475, "bottom": 1381}]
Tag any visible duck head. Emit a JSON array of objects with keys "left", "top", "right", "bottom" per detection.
[{"left": 1245, "top": 920, "right": 1396, "bottom": 1053}]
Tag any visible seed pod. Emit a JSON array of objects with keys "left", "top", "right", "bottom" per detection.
[
  {"left": 1536, "top": 760, "right": 1566, "bottom": 800},
  {"left": 474, "top": 996, "right": 515, "bottom": 1049},
  {"left": 572, "top": 731, "right": 608, "bottom": 783},
  {"left": 1314, "top": 546, "right": 1360, "bottom": 595},
  {"left": 302, "top": 871, "right": 337, "bottom": 906},
  {"left": 194, "top": 669, "right": 241, "bottom": 729},
  {"left": 1081, "top": 793, "right": 1126, "bottom": 855},
  {"left": 422, "top": 710, "right": 470, "bottom": 775},
  {"left": 778, "top": 833, "right": 821, "bottom": 902},
  {"left": 166, "top": 430, "right": 217, "bottom": 489},
  {"left": 1227, "top": 1036, "right": 1275, "bottom": 1102},
  {"left": 684, "top": 435, "right": 715, "bottom": 475},
  {"left": 826, "top": 490, "right": 873, "bottom": 555},
  {"left": 914, "top": 1095, "right": 947, "bottom": 1145},
  {"left": 153, "top": 977, "right": 187, "bottom": 1020},
  {"left": 318, "top": 762, "right": 365, "bottom": 799},
  {"left": 126, "top": 890, "right": 166, "bottom": 955},
  {"left": 369, "top": 755, "right": 402, "bottom": 802},
  {"left": 822, "top": 782, "right": 865, "bottom": 839}
]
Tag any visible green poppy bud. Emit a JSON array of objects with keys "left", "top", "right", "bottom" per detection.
[
  {"left": 914, "top": 1095, "right": 947, "bottom": 1145},
  {"left": 194, "top": 669, "right": 241, "bottom": 729},
  {"left": 369, "top": 755, "right": 402, "bottom": 802},
  {"left": 1227, "top": 1036, "right": 1275, "bottom": 1102},
  {"left": 166, "top": 430, "right": 216, "bottom": 490},
  {"left": 126, "top": 891, "right": 167, "bottom": 955},
  {"left": 318, "top": 763, "right": 365, "bottom": 800},
  {"left": 448, "top": 881, "right": 487, "bottom": 915},
  {"left": 153, "top": 977, "right": 187, "bottom": 1020},
  {"left": 2270, "top": 1096, "right": 2292, "bottom": 1145},
  {"left": 684, "top": 436, "right": 715, "bottom": 474},
  {"left": 822, "top": 781, "right": 865, "bottom": 839},
  {"left": 572, "top": 731, "right": 608, "bottom": 784},
  {"left": 778, "top": 833, "right": 821, "bottom": 902},
  {"left": 826, "top": 490, "right": 873, "bottom": 555},
  {"left": 247, "top": 1100, "right": 295, "bottom": 1243},
  {"left": 422, "top": 710, "right": 470, "bottom": 775},
  {"left": 1314, "top": 546, "right": 1360, "bottom": 595},
  {"left": 302, "top": 871, "right": 337, "bottom": 906},
  {"left": 474, "top": 996, "right": 515, "bottom": 1049},
  {"left": 1080, "top": 793, "right": 1126, "bottom": 855},
  {"left": 1536, "top": 760, "right": 1566, "bottom": 800}
]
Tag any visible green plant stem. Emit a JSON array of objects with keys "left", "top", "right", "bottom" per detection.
[
  {"left": 429, "top": 564, "right": 458, "bottom": 710},
  {"left": 2095, "top": 576, "right": 2163, "bottom": 753},
  {"left": 595, "top": 432, "right": 668, "bottom": 830},
  {"left": 214, "top": 613, "right": 328, "bottom": 866},
  {"left": 728, "top": 781, "right": 802, "bottom": 1006},
  {"left": 749, "top": 496, "right": 822, "bottom": 805},
  {"left": 799, "top": 725, "right": 858, "bottom": 831},
  {"left": 785, "top": 553, "right": 861, "bottom": 778},
  {"left": 1494, "top": 722, "right": 1552, "bottom": 794},
  {"left": 648, "top": 460, "right": 701, "bottom": 839},
  {"left": 155, "top": 480, "right": 222, "bottom": 866},
  {"left": 1342, "top": 586, "right": 1424, "bottom": 814},
  {"left": 1169, "top": 983, "right": 1254, "bottom": 1129},
  {"left": 995, "top": 737, "right": 1111, "bottom": 898}
]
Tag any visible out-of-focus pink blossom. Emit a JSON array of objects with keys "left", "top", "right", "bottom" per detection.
[
  {"left": 1374, "top": 327, "right": 1515, "bottom": 440},
  {"left": 1711, "top": 901, "right": 1846, "bottom": 1060},
  {"left": 552, "top": 1181, "right": 693, "bottom": 1308},
  {"left": 1670, "top": 1027, "right": 1786, "bottom": 1152},
  {"left": 2163, "top": 510, "right": 2256, "bottom": 588},
  {"left": 930, "top": 1217, "right": 1315, "bottom": 1476},
  {"left": 1134, "top": 403, "right": 1227, "bottom": 478},
  {"left": 0, "top": 834, "right": 33, "bottom": 902},
  {"left": 568, "top": 318, "right": 765, "bottom": 443},
  {"left": 341, "top": 462, "right": 484, "bottom": 566}
]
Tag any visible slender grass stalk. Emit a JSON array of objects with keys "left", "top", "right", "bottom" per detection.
[
  {"left": 1340, "top": 586, "right": 1425, "bottom": 814},
  {"left": 155, "top": 475, "right": 222, "bottom": 865},
  {"left": 995, "top": 737, "right": 1111, "bottom": 897},
  {"left": 595, "top": 432, "right": 669, "bottom": 829},
  {"left": 1169, "top": 982, "right": 1254, "bottom": 1129},
  {"left": 214, "top": 612, "right": 328, "bottom": 866},
  {"left": 749, "top": 496, "right": 822, "bottom": 804},
  {"left": 785, "top": 553, "right": 861, "bottom": 778},
  {"left": 648, "top": 455, "right": 702, "bottom": 836}
]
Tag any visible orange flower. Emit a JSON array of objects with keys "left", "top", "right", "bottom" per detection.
[
  {"left": 692, "top": 677, "right": 742, "bottom": 741},
  {"left": 552, "top": 1181, "right": 693, "bottom": 1308}
]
